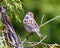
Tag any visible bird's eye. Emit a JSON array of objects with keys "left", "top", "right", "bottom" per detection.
[
  {"left": 24, "top": 20, "right": 27, "bottom": 22},
  {"left": 29, "top": 14, "right": 32, "bottom": 16},
  {"left": 29, "top": 14, "right": 33, "bottom": 18}
]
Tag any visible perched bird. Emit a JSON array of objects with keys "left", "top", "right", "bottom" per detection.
[
  {"left": 23, "top": 12, "right": 43, "bottom": 38},
  {"left": 0, "top": 6, "right": 19, "bottom": 47}
]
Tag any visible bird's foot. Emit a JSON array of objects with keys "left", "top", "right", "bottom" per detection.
[{"left": 26, "top": 36, "right": 29, "bottom": 40}]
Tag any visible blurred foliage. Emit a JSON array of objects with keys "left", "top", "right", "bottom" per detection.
[
  {"left": 0, "top": 31, "right": 9, "bottom": 48},
  {"left": 0, "top": 0, "right": 25, "bottom": 37},
  {"left": 0, "top": 0, "right": 60, "bottom": 48},
  {"left": 0, "top": 0, "right": 24, "bottom": 48}
]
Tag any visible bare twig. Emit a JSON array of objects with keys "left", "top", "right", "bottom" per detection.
[
  {"left": 27, "top": 35, "right": 47, "bottom": 47},
  {"left": 26, "top": 42, "right": 60, "bottom": 47},
  {"left": 40, "top": 15, "right": 45, "bottom": 26},
  {"left": 40, "top": 15, "right": 60, "bottom": 28},
  {"left": 22, "top": 38, "right": 26, "bottom": 45}
]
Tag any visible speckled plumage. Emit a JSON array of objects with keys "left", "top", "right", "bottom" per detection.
[{"left": 23, "top": 12, "right": 43, "bottom": 37}]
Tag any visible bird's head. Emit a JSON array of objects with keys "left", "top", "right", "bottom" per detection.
[
  {"left": 27, "top": 12, "right": 34, "bottom": 18},
  {"left": 25, "top": 12, "right": 34, "bottom": 19}
]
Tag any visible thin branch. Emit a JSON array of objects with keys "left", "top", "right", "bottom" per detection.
[
  {"left": 27, "top": 35, "right": 47, "bottom": 47},
  {"left": 22, "top": 38, "right": 26, "bottom": 45},
  {"left": 40, "top": 15, "right": 45, "bottom": 26},
  {"left": 18, "top": 39, "right": 27, "bottom": 48},
  {"left": 40, "top": 15, "right": 60, "bottom": 28},
  {"left": 22, "top": 33, "right": 33, "bottom": 45},
  {"left": 26, "top": 42, "right": 60, "bottom": 47}
]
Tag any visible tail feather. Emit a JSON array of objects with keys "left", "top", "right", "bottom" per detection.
[{"left": 36, "top": 31, "right": 43, "bottom": 37}]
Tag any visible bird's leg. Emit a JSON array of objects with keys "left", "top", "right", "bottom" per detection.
[{"left": 26, "top": 33, "right": 33, "bottom": 40}]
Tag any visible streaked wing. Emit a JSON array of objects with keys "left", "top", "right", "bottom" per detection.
[
  {"left": 32, "top": 19, "right": 39, "bottom": 28},
  {"left": 23, "top": 18, "right": 39, "bottom": 30}
]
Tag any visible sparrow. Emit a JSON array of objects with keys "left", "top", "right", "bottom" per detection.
[
  {"left": 0, "top": 6, "right": 19, "bottom": 47},
  {"left": 23, "top": 12, "right": 43, "bottom": 38}
]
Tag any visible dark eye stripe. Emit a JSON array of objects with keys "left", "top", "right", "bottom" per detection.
[
  {"left": 25, "top": 16, "right": 29, "bottom": 19},
  {"left": 24, "top": 20, "right": 27, "bottom": 22},
  {"left": 29, "top": 14, "right": 32, "bottom": 16}
]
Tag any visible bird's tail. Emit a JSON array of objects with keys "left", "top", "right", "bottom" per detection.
[{"left": 36, "top": 31, "right": 43, "bottom": 38}]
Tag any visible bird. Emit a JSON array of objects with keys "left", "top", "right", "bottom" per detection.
[
  {"left": 0, "top": 6, "right": 19, "bottom": 47},
  {"left": 23, "top": 12, "right": 43, "bottom": 38}
]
